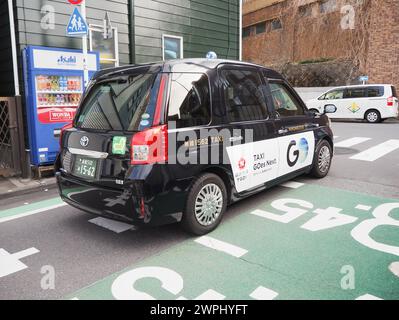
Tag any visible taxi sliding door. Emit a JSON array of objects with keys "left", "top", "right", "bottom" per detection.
[{"left": 218, "top": 65, "right": 279, "bottom": 195}]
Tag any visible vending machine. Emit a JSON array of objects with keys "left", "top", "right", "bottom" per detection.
[{"left": 23, "top": 46, "right": 99, "bottom": 166}]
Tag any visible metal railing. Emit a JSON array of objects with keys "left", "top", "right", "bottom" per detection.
[{"left": 0, "top": 97, "right": 26, "bottom": 177}]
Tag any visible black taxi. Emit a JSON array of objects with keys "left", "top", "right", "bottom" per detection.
[{"left": 55, "top": 59, "right": 337, "bottom": 235}]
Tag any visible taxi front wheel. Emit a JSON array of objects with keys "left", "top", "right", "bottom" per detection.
[
  {"left": 181, "top": 173, "right": 227, "bottom": 235},
  {"left": 311, "top": 140, "right": 333, "bottom": 178}
]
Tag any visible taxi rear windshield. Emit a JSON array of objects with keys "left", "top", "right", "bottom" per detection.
[{"left": 75, "top": 73, "right": 161, "bottom": 132}]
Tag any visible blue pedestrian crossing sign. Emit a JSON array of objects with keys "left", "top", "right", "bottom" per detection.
[{"left": 66, "top": 7, "right": 88, "bottom": 36}]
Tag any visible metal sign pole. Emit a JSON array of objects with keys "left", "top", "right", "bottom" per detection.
[{"left": 81, "top": 1, "right": 89, "bottom": 88}]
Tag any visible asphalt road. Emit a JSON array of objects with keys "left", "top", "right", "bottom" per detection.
[{"left": 0, "top": 121, "right": 398, "bottom": 300}]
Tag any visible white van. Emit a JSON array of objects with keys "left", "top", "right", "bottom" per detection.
[{"left": 306, "top": 85, "right": 399, "bottom": 123}]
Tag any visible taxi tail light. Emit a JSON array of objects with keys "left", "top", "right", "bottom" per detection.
[
  {"left": 131, "top": 73, "right": 168, "bottom": 165},
  {"left": 60, "top": 123, "right": 73, "bottom": 147},
  {"left": 387, "top": 96, "right": 394, "bottom": 107},
  {"left": 130, "top": 125, "right": 168, "bottom": 165}
]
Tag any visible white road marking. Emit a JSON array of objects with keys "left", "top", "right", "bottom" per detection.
[
  {"left": 355, "top": 205, "right": 372, "bottom": 211},
  {"left": 89, "top": 217, "right": 136, "bottom": 234},
  {"left": 280, "top": 181, "right": 305, "bottom": 189},
  {"left": 334, "top": 137, "right": 371, "bottom": 148},
  {"left": 0, "top": 247, "right": 40, "bottom": 278},
  {"left": 356, "top": 294, "right": 383, "bottom": 300},
  {"left": 195, "top": 289, "right": 226, "bottom": 300},
  {"left": 250, "top": 286, "right": 279, "bottom": 300},
  {"left": 333, "top": 136, "right": 339, "bottom": 140},
  {"left": 0, "top": 203, "right": 67, "bottom": 224},
  {"left": 195, "top": 236, "right": 248, "bottom": 258},
  {"left": 389, "top": 262, "right": 399, "bottom": 278},
  {"left": 350, "top": 139, "right": 399, "bottom": 162}
]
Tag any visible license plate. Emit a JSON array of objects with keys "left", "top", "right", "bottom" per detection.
[{"left": 74, "top": 156, "right": 97, "bottom": 179}]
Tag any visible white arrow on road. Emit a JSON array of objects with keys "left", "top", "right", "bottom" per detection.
[{"left": 0, "top": 247, "right": 40, "bottom": 278}]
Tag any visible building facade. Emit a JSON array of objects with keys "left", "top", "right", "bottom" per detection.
[
  {"left": 1, "top": 0, "right": 240, "bottom": 97},
  {"left": 242, "top": 0, "right": 399, "bottom": 88}
]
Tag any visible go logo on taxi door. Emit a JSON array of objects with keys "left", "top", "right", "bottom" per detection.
[{"left": 287, "top": 138, "right": 309, "bottom": 167}]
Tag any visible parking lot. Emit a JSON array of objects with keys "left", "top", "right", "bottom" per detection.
[{"left": 0, "top": 121, "right": 398, "bottom": 300}]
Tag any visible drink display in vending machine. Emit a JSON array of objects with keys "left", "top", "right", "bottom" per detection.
[
  {"left": 36, "top": 75, "right": 83, "bottom": 122},
  {"left": 23, "top": 46, "right": 99, "bottom": 166}
]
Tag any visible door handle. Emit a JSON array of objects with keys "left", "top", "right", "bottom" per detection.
[{"left": 229, "top": 136, "right": 243, "bottom": 143}]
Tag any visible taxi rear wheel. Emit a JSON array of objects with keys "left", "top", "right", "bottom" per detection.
[
  {"left": 181, "top": 173, "right": 227, "bottom": 235},
  {"left": 311, "top": 140, "right": 333, "bottom": 178}
]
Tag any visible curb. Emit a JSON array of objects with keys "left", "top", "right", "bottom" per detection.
[{"left": 0, "top": 179, "right": 58, "bottom": 201}]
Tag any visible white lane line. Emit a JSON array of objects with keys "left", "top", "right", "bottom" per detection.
[
  {"left": 250, "top": 286, "right": 279, "bottom": 300},
  {"left": 334, "top": 137, "right": 371, "bottom": 148},
  {"left": 195, "top": 290, "right": 226, "bottom": 300},
  {"left": 88, "top": 217, "right": 135, "bottom": 234},
  {"left": 355, "top": 204, "right": 372, "bottom": 211},
  {"left": 195, "top": 236, "right": 248, "bottom": 258},
  {"left": 333, "top": 136, "right": 339, "bottom": 140},
  {"left": 356, "top": 294, "right": 383, "bottom": 300},
  {"left": 350, "top": 139, "right": 399, "bottom": 162},
  {"left": 280, "top": 181, "right": 305, "bottom": 189},
  {"left": 0, "top": 203, "right": 67, "bottom": 224}
]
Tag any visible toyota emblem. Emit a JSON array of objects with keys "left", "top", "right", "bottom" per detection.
[{"left": 80, "top": 136, "right": 89, "bottom": 147}]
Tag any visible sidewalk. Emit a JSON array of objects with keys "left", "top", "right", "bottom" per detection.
[{"left": 0, "top": 176, "right": 57, "bottom": 200}]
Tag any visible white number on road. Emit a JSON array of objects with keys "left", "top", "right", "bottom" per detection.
[
  {"left": 251, "top": 198, "right": 399, "bottom": 257},
  {"left": 251, "top": 199, "right": 313, "bottom": 224},
  {"left": 351, "top": 203, "right": 399, "bottom": 257},
  {"left": 111, "top": 267, "right": 184, "bottom": 300},
  {"left": 301, "top": 207, "right": 358, "bottom": 232}
]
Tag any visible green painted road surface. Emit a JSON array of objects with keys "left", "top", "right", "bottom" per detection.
[
  {"left": 67, "top": 184, "right": 399, "bottom": 300},
  {"left": 0, "top": 198, "right": 65, "bottom": 223}
]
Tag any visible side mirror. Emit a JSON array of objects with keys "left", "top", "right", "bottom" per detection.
[{"left": 324, "top": 104, "right": 337, "bottom": 114}]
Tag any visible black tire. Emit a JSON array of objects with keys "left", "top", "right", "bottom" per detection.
[
  {"left": 181, "top": 173, "right": 227, "bottom": 236},
  {"left": 365, "top": 110, "right": 381, "bottom": 123},
  {"left": 310, "top": 140, "right": 333, "bottom": 179}
]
